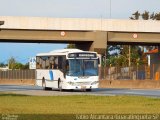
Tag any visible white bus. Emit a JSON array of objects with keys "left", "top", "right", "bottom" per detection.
[{"left": 36, "top": 49, "right": 99, "bottom": 91}]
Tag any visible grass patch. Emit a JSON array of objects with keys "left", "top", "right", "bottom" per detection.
[{"left": 0, "top": 93, "right": 160, "bottom": 119}]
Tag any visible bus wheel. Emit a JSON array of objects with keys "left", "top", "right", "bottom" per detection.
[
  {"left": 58, "top": 79, "right": 62, "bottom": 92},
  {"left": 42, "top": 79, "right": 52, "bottom": 90},
  {"left": 86, "top": 89, "right": 92, "bottom": 92}
]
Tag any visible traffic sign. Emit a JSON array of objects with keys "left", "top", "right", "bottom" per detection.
[
  {"left": 133, "top": 33, "right": 138, "bottom": 39},
  {"left": 60, "top": 31, "right": 66, "bottom": 36}
]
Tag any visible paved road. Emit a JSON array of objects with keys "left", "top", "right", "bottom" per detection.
[{"left": 0, "top": 85, "right": 160, "bottom": 97}]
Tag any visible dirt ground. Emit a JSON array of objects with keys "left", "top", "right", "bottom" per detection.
[{"left": 99, "top": 79, "right": 160, "bottom": 89}]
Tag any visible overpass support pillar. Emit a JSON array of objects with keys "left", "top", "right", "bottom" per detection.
[
  {"left": 75, "top": 31, "right": 107, "bottom": 55},
  {"left": 91, "top": 31, "right": 108, "bottom": 55}
]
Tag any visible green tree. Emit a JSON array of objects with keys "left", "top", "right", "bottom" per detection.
[
  {"left": 106, "top": 45, "right": 123, "bottom": 67},
  {"left": 8, "top": 57, "right": 16, "bottom": 69},
  {"left": 66, "top": 44, "right": 76, "bottom": 48},
  {"left": 154, "top": 12, "right": 160, "bottom": 20},
  {"left": 130, "top": 11, "right": 141, "bottom": 20},
  {"left": 150, "top": 12, "right": 155, "bottom": 20},
  {"left": 22, "top": 63, "right": 29, "bottom": 69},
  {"left": 106, "top": 56, "right": 117, "bottom": 66},
  {"left": 141, "top": 11, "right": 149, "bottom": 20},
  {"left": 0, "top": 63, "right": 6, "bottom": 67},
  {"left": 8, "top": 57, "right": 29, "bottom": 69},
  {"left": 130, "top": 11, "right": 160, "bottom": 20},
  {"left": 119, "top": 45, "right": 130, "bottom": 66},
  {"left": 14, "top": 63, "right": 24, "bottom": 69},
  {"left": 117, "top": 55, "right": 128, "bottom": 67},
  {"left": 107, "top": 45, "right": 144, "bottom": 67},
  {"left": 130, "top": 46, "right": 143, "bottom": 65}
]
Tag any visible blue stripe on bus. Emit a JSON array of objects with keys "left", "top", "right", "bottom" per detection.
[{"left": 49, "top": 70, "right": 54, "bottom": 80}]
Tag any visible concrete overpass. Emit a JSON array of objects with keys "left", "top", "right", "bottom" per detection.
[{"left": 1, "top": 16, "right": 160, "bottom": 54}]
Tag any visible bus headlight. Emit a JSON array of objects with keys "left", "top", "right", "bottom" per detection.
[{"left": 91, "top": 81, "right": 99, "bottom": 85}]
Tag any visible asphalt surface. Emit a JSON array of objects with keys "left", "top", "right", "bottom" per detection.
[{"left": 0, "top": 85, "right": 160, "bottom": 97}]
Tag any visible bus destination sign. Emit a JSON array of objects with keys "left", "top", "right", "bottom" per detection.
[{"left": 68, "top": 53, "right": 97, "bottom": 58}]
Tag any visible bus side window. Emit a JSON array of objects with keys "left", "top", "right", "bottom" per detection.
[
  {"left": 46, "top": 58, "right": 49, "bottom": 69},
  {"left": 49, "top": 56, "right": 54, "bottom": 69},
  {"left": 54, "top": 57, "right": 58, "bottom": 69},
  {"left": 36, "top": 63, "right": 40, "bottom": 69},
  {"left": 39, "top": 57, "right": 42, "bottom": 69},
  {"left": 49, "top": 57, "right": 58, "bottom": 69},
  {"left": 58, "top": 56, "right": 63, "bottom": 69}
]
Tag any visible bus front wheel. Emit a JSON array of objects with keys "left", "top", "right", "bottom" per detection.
[{"left": 86, "top": 89, "right": 92, "bottom": 92}]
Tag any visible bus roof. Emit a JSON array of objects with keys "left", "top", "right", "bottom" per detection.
[
  {"left": 36, "top": 49, "right": 97, "bottom": 56},
  {"left": 49, "top": 49, "right": 83, "bottom": 53}
]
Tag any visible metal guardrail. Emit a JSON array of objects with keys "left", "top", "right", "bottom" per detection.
[
  {"left": 99, "top": 64, "right": 160, "bottom": 80},
  {"left": 0, "top": 65, "right": 160, "bottom": 81},
  {"left": 0, "top": 70, "right": 35, "bottom": 80}
]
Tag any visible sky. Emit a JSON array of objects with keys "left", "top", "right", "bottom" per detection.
[{"left": 0, "top": 0, "right": 160, "bottom": 64}]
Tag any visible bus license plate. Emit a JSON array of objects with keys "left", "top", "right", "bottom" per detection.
[{"left": 81, "top": 86, "right": 86, "bottom": 89}]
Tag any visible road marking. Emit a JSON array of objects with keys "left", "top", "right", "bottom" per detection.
[{"left": 125, "top": 92, "right": 145, "bottom": 95}]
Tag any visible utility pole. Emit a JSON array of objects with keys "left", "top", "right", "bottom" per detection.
[
  {"left": 129, "top": 45, "right": 131, "bottom": 78},
  {"left": 0, "top": 21, "right": 5, "bottom": 68},
  {"left": 129, "top": 45, "right": 131, "bottom": 67}
]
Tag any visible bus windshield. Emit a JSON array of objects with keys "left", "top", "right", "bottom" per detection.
[{"left": 67, "top": 59, "right": 98, "bottom": 76}]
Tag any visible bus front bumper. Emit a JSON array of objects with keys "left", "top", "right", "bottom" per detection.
[{"left": 62, "top": 82, "right": 99, "bottom": 90}]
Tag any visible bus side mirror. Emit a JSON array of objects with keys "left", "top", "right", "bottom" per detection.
[
  {"left": 63, "top": 60, "right": 69, "bottom": 78},
  {"left": 98, "top": 58, "right": 100, "bottom": 64},
  {"left": 66, "top": 60, "right": 69, "bottom": 66}
]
